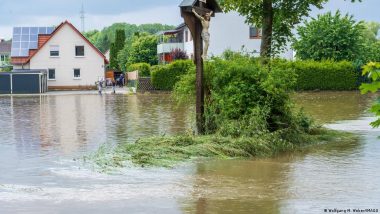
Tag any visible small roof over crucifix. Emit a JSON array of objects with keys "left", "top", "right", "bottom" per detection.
[{"left": 179, "top": 0, "right": 222, "bottom": 14}]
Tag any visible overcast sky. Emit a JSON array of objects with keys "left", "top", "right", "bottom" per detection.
[{"left": 1, "top": 0, "right": 379, "bottom": 39}]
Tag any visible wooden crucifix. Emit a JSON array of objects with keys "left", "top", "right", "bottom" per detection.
[{"left": 179, "top": 0, "right": 221, "bottom": 134}]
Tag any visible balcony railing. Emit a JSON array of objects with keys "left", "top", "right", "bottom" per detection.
[{"left": 157, "top": 43, "right": 184, "bottom": 54}]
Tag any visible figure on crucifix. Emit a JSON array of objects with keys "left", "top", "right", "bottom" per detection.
[{"left": 192, "top": 8, "right": 213, "bottom": 60}]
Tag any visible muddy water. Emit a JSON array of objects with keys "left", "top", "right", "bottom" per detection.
[{"left": 0, "top": 92, "right": 378, "bottom": 214}]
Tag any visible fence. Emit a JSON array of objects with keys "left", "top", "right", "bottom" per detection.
[
  {"left": 137, "top": 77, "right": 156, "bottom": 92},
  {"left": 0, "top": 70, "right": 48, "bottom": 94}
]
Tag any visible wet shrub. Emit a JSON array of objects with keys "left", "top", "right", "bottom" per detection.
[
  {"left": 91, "top": 54, "right": 360, "bottom": 168},
  {"left": 151, "top": 60, "right": 194, "bottom": 90},
  {"left": 174, "top": 55, "right": 310, "bottom": 137},
  {"left": 273, "top": 60, "right": 358, "bottom": 90},
  {"left": 127, "top": 63, "right": 151, "bottom": 77}
]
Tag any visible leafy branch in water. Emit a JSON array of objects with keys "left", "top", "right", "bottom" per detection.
[{"left": 360, "top": 62, "right": 380, "bottom": 128}]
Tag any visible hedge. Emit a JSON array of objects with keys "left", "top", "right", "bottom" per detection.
[
  {"left": 151, "top": 60, "right": 194, "bottom": 90},
  {"left": 274, "top": 60, "right": 359, "bottom": 90},
  {"left": 127, "top": 63, "right": 151, "bottom": 77}
]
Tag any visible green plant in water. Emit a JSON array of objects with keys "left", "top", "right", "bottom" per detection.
[
  {"left": 360, "top": 62, "right": 380, "bottom": 127},
  {"left": 90, "top": 53, "right": 361, "bottom": 169}
]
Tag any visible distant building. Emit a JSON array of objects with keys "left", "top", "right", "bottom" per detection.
[
  {"left": 104, "top": 49, "right": 110, "bottom": 62},
  {"left": 157, "top": 12, "right": 294, "bottom": 64},
  {"left": 11, "top": 21, "right": 108, "bottom": 90},
  {"left": 0, "top": 39, "right": 11, "bottom": 66}
]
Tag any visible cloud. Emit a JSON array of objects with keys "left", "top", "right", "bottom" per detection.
[
  {"left": 0, "top": 5, "right": 182, "bottom": 39},
  {"left": 85, "top": 5, "right": 182, "bottom": 31}
]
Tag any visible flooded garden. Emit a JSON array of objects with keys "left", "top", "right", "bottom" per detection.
[{"left": 0, "top": 92, "right": 379, "bottom": 214}]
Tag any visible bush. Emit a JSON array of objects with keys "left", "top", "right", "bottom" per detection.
[
  {"left": 151, "top": 60, "right": 194, "bottom": 90},
  {"left": 170, "top": 48, "right": 188, "bottom": 61},
  {"left": 127, "top": 63, "right": 151, "bottom": 77},
  {"left": 360, "top": 62, "right": 380, "bottom": 127},
  {"left": 293, "top": 11, "right": 364, "bottom": 62},
  {"left": 174, "top": 55, "right": 311, "bottom": 137},
  {"left": 273, "top": 60, "right": 358, "bottom": 90}
]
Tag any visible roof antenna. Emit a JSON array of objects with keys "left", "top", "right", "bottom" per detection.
[{"left": 80, "top": 3, "right": 85, "bottom": 33}]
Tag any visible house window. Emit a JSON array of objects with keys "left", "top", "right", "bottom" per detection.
[
  {"left": 0, "top": 55, "right": 4, "bottom": 61},
  {"left": 75, "top": 46, "right": 85, "bottom": 56},
  {"left": 48, "top": 69, "right": 55, "bottom": 80},
  {"left": 249, "top": 27, "right": 262, "bottom": 39},
  {"left": 73, "top": 68, "right": 81, "bottom": 79},
  {"left": 50, "top": 45, "right": 59, "bottom": 57},
  {"left": 185, "top": 31, "right": 189, "bottom": 42}
]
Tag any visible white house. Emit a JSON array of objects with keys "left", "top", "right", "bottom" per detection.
[
  {"left": 157, "top": 12, "right": 294, "bottom": 63},
  {"left": 11, "top": 21, "right": 108, "bottom": 90},
  {"left": 104, "top": 49, "right": 110, "bottom": 62},
  {"left": 0, "top": 39, "right": 11, "bottom": 66}
]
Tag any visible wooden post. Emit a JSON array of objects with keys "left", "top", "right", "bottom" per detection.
[
  {"left": 195, "top": 1, "right": 205, "bottom": 134},
  {"left": 180, "top": 0, "right": 221, "bottom": 134}
]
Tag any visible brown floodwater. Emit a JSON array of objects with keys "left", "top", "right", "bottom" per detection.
[{"left": 0, "top": 91, "right": 378, "bottom": 214}]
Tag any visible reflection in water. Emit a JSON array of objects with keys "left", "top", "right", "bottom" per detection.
[
  {"left": 182, "top": 136, "right": 377, "bottom": 214},
  {"left": 0, "top": 94, "right": 191, "bottom": 155},
  {"left": 293, "top": 91, "right": 374, "bottom": 123},
  {"left": 183, "top": 160, "right": 290, "bottom": 214},
  {"left": 181, "top": 92, "right": 378, "bottom": 214},
  {"left": 0, "top": 92, "right": 378, "bottom": 214}
]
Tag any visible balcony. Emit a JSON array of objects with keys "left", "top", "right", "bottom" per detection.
[{"left": 157, "top": 43, "right": 184, "bottom": 54}]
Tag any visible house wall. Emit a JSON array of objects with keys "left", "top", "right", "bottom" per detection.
[
  {"left": 30, "top": 24, "right": 105, "bottom": 88},
  {"left": 13, "top": 64, "right": 30, "bottom": 70},
  {"left": 104, "top": 50, "right": 110, "bottom": 61},
  {"left": 180, "top": 12, "right": 293, "bottom": 60},
  {"left": 183, "top": 29, "right": 194, "bottom": 59},
  {"left": 0, "top": 54, "right": 9, "bottom": 66}
]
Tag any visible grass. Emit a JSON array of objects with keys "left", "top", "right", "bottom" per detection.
[{"left": 87, "top": 128, "right": 358, "bottom": 170}]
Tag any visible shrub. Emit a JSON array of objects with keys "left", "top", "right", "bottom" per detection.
[
  {"left": 293, "top": 11, "right": 364, "bottom": 62},
  {"left": 127, "top": 63, "right": 151, "bottom": 77},
  {"left": 151, "top": 60, "right": 194, "bottom": 90},
  {"left": 360, "top": 62, "right": 380, "bottom": 127},
  {"left": 170, "top": 48, "right": 188, "bottom": 61},
  {"left": 174, "top": 55, "right": 311, "bottom": 137},
  {"left": 272, "top": 60, "right": 358, "bottom": 90}
]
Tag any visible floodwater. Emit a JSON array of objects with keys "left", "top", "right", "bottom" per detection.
[{"left": 0, "top": 92, "right": 378, "bottom": 214}]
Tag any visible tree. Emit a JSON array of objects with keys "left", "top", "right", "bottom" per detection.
[
  {"left": 362, "top": 22, "right": 380, "bottom": 42},
  {"left": 220, "top": 0, "right": 360, "bottom": 58},
  {"left": 293, "top": 11, "right": 364, "bottom": 61},
  {"left": 95, "top": 34, "right": 110, "bottom": 53},
  {"left": 83, "top": 30, "right": 100, "bottom": 45},
  {"left": 109, "top": 43, "right": 118, "bottom": 69},
  {"left": 128, "top": 34, "right": 158, "bottom": 65},
  {"left": 360, "top": 62, "right": 380, "bottom": 128},
  {"left": 109, "top": 29, "right": 126, "bottom": 70},
  {"left": 117, "top": 37, "right": 134, "bottom": 71},
  {"left": 115, "top": 29, "right": 126, "bottom": 53},
  {"left": 85, "top": 23, "right": 175, "bottom": 53},
  {"left": 357, "top": 22, "right": 380, "bottom": 63}
]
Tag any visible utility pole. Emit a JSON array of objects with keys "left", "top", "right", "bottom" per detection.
[{"left": 80, "top": 4, "right": 85, "bottom": 33}]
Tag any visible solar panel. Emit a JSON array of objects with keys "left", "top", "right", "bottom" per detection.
[
  {"left": 11, "top": 26, "right": 56, "bottom": 57},
  {"left": 47, "top": 27, "right": 54, "bottom": 34}
]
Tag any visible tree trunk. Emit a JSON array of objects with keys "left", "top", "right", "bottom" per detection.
[{"left": 260, "top": 0, "right": 274, "bottom": 59}]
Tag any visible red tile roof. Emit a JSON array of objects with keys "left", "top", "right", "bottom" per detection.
[{"left": 38, "top": 35, "right": 51, "bottom": 48}]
